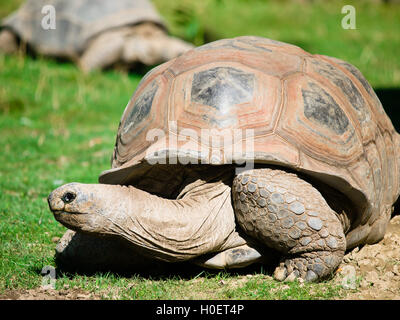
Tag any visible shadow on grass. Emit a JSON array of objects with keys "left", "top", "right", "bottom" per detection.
[
  {"left": 45, "top": 230, "right": 278, "bottom": 281},
  {"left": 54, "top": 261, "right": 276, "bottom": 282},
  {"left": 52, "top": 255, "right": 277, "bottom": 282}
]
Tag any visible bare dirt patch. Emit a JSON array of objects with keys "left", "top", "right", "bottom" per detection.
[
  {"left": 335, "top": 215, "right": 400, "bottom": 299},
  {"left": 0, "top": 287, "right": 101, "bottom": 300}
]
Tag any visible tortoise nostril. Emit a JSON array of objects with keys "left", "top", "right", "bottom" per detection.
[{"left": 61, "top": 192, "right": 76, "bottom": 204}]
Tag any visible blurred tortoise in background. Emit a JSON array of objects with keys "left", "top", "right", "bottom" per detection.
[
  {"left": 48, "top": 36, "right": 400, "bottom": 282},
  {"left": 0, "top": 0, "right": 193, "bottom": 72}
]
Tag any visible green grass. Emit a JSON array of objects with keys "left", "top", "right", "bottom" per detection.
[
  {"left": 0, "top": 55, "right": 141, "bottom": 292},
  {"left": 50, "top": 271, "right": 346, "bottom": 300},
  {"left": 0, "top": 0, "right": 399, "bottom": 299}
]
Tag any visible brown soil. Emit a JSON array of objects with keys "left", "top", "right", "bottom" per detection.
[
  {"left": 334, "top": 215, "right": 400, "bottom": 299},
  {"left": 0, "top": 287, "right": 102, "bottom": 300}
]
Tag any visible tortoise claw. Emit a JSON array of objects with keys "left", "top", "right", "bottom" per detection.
[{"left": 273, "top": 250, "right": 344, "bottom": 282}]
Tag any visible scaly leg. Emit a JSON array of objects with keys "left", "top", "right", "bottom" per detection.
[{"left": 232, "top": 168, "right": 346, "bottom": 282}]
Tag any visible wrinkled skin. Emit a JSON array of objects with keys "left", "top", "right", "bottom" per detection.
[{"left": 49, "top": 167, "right": 350, "bottom": 282}]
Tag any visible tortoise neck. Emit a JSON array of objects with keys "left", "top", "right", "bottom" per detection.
[{"left": 96, "top": 176, "right": 244, "bottom": 262}]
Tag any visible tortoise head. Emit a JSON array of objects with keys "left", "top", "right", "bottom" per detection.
[{"left": 48, "top": 182, "right": 135, "bottom": 235}]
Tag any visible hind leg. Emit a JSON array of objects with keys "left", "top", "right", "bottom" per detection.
[
  {"left": 232, "top": 168, "right": 346, "bottom": 282},
  {"left": 0, "top": 29, "right": 18, "bottom": 54}
]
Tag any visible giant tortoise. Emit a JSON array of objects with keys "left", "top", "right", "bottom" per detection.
[
  {"left": 48, "top": 36, "right": 400, "bottom": 282},
  {"left": 0, "top": 0, "right": 193, "bottom": 71}
]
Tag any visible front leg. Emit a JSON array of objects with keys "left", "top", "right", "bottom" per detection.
[
  {"left": 0, "top": 29, "right": 19, "bottom": 54},
  {"left": 232, "top": 168, "right": 346, "bottom": 282},
  {"left": 78, "top": 31, "right": 125, "bottom": 72},
  {"left": 122, "top": 29, "right": 194, "bottom": 65}
]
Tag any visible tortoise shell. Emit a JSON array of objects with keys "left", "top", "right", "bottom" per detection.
[
  {"left": 99, "top": 36, "right": 400, "bottom": 247},
  {"left": 1, "top": 0, "right": 165, "bottom": 58}
]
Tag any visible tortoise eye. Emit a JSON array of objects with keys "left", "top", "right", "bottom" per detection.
[{"left": 62, "top": 192, "right": 76, "bottom": 204}]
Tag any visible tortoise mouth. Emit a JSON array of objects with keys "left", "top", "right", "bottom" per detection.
[{"left": 52, "top": 210, "right": 89, "bottom": 216}]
